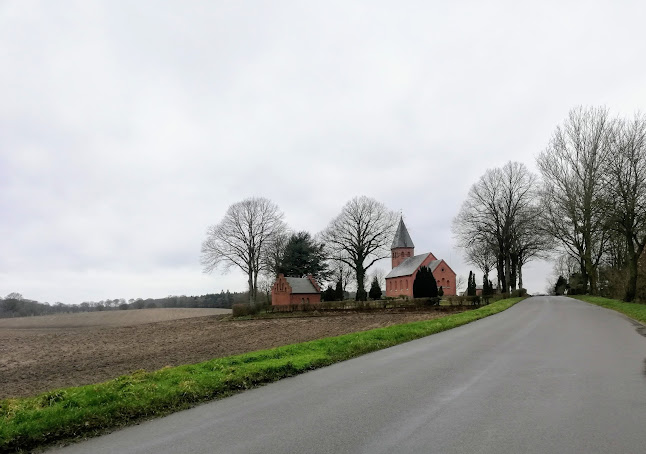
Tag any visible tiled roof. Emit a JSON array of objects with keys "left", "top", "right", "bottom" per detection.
[
  {"left": 427, "top": 260, "right": 441, "bottom": 272},
  {"left": 285, "top": 277, "right": 319, "bottom": 294},
  {"left": 391, "top": 218, "right": 414, "bottom": 249},
  {"left": 385, "top": 253, "right": 432, "bottom": 278}
]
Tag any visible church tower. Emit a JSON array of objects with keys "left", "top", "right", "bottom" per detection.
[{"left": 391, "top": 217, "right": 415, "bottom": 269}]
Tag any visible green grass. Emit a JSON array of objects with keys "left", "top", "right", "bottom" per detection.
[
  {"left": 0, "top": 297, "right": 524, "bottom": 453},
  {"left": 571, "top": 295, "right": 646, "bottom": 324}
]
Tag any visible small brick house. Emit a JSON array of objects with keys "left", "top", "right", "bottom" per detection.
[
  {"left": 385, "top": 218, "right": 457, "bottom": 298},
  {"left": 271, "top": 274, "right": 321, "bottom": 305}
]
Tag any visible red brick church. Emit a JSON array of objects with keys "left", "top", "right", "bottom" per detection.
[{"left": 385, "top": 218, "right": 457, "bottom": 297}]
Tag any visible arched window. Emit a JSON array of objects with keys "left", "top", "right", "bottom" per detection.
[
  {"left": 394, "top": 281, "right": 398, "bottom": 290},
  {"left": 405, "top": 279, "right": 408, "bottom": 290}
]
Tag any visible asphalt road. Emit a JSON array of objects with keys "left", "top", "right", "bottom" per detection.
[{"left": 49, "top": 297, "right": 646, "bottom": 454}]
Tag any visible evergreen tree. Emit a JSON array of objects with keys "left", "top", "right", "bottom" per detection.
[
  {"left": 482, "top": 274, "right": 494, "bottom": 297},
  {"left": 438, "top": 286, "right": 444, "bottom": 297},
  {"left": 279, "top": 232, "right": 329, "bottom": 280},
  {"left": 368, "top": 276, "right": 382, "bottom": 300},
  {"left": 334, "top": 279, "right": 344, "bottom": 301},
  {"left": 413, "top": 266, "right": 438, "bottom": 298},
  {"left": 322, "top": 285, "right": 336, "bottom": 301},
  {"left": 467, "top": 271, "right": 477, "bottom": 296}
]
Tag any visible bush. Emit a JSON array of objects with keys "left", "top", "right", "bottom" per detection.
[
  {"left": 466, "top": 295, "right": 481, "bottom": 306},
  {"left": 232, "top": 303, "right": 264, "bottom": 317}
]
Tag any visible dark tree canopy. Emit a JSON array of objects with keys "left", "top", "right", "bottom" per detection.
[
  {"left": 413, "top": 266, "right": 438, "bottom": 298},
  {"left": 322, "top": 285, "right": 337, "bottom": 302},
  {"left": 554, "top": 276, "right": 568, "bottom": 295},
  {"left": 368, "top": 276, "right": 382, "bottom": 300},
  {"left": 278, "top": 231, "right": 329, "bottom": 280},
  {"left": 467, "top": 271, "right": 477, "bottom": 296}
]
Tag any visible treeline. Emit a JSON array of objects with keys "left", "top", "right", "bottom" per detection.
[
  {"left": 0, "top": 291, "right": 246, "bottom": 319},
  {"left": 454, "top": 106, "right": 646, "bottom": 302}
]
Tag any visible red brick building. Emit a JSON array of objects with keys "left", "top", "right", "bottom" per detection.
[
  {"left": 271, "top": 274, "right": 321, "bottom": 305},
  {"left": 385, "top": 218, "right": 457, "bottom": 297}
]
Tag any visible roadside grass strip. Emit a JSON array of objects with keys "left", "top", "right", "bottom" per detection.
[
  {"left": 0, "top": 297, "right": 523, "bottom": 453},
  {"left": 572, "top": 295, "right": 646, "bottom": 324}
]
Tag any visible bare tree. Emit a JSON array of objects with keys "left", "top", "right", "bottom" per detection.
[
  {"left": 330, "top": 260, "right": 354, "bottom": 293},
  {"left": 201, "top": 197, "right": 286, "bottom": 304},
  {"left": 537, "top": 106, "right": 615, "bottom": 294},
  {"left": 463, "top": 241, "right": 497, "bottom": 283},
  {"left": 453, "top": 161, "right": 541, "bottom": 293},
  {"left": 262, "top": 229, "right": 291, "bottom": 278},
  {"left": 320, "top": 196, "right": 397, "bottom": 300},
  {"left": 455, "top": 275, "right": 466, "bottom": 295},
  {"left": 602, "top": 113, "right": 646, "bottom": 301}
]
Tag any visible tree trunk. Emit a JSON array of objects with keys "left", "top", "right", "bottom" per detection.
[
  {"left": 497, "top": 255, "right": 505, "bottom": 293},
  {"left": 504, "top": 252, "right": 511, "bottom": 294},
  {"left": 355, "top": 266, "right": 366, "bottom": 301},
  {"left": 518, "top": 263, "right": 523, "bottom": 290},
  {"left": 247, "top": 271, "right": 254, "bottom": 304},
  {"left": 510, "top": 254, "right": 518, "bottom": 291},
  {"left": 624, "top": 239, "right": 639, "bottom": 302}
]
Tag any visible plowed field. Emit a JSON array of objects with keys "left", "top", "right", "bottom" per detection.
[{"left": 0, "top": 308, "right": 464, "bottom": 399}]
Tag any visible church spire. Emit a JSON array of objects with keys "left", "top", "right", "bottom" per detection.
[{"left": 391, "top": 217, "right": 414, "bottom": 249}]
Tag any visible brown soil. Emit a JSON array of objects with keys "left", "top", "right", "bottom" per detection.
[{"left": 0, "top": 308, "right": 463, "bottom": 399}]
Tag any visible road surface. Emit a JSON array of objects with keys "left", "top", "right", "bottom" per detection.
[{"left": 49, "top": 297, "right": 646, "bottom": 454}]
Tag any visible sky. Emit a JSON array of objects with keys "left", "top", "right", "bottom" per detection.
[{"left": 2, "top": 0, "right": 646, "bottom": 304}]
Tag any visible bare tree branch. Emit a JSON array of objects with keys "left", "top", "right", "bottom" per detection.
[
  {"left": 200, "top": 197, "right": 286, "bottom": 303},
  {"left": 320, "top": 196, "right": 397, "bottom": 300}
]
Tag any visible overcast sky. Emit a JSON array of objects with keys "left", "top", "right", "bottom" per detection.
[{"left": 2, "top": 0, "right": 645, "bottom": 304}]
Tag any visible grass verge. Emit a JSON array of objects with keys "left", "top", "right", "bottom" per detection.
[
  {"left": 571, "top": 295, "right": 646, "bottom": 324},
  {"left": 0, "top": 297, "right": 524, "bottom": 453}
]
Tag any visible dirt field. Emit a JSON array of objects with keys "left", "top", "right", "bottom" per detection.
[
  {"left": 0, "top": 308, "right": 231, "bottom": 330},
  {"left": 0, "top": 308, "right": 463, "bottom": 399}
]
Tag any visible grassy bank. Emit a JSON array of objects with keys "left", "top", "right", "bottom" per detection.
[
  {"left": 572, "top": 295, "right": 646, "bottom": 324},
  {"left": 0, "top": 297, "right": 523, "bottom": 453}
]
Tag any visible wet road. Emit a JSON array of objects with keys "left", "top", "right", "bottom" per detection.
[{"left": 50, "top": 297, "right": 646, "bottom": 454}]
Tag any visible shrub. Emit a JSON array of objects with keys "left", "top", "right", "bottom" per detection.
[
  {"left": 413, "top": 266, "right": 438, "bottom": 298},
  {"left": 232, "top": 303, "right": 263, "bottom": 317},
  {"left": 511, "top": 288, "right": 527, "bottom": 297}
]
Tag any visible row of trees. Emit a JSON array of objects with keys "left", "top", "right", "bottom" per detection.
[
  {"left": 0, "top": 291, "right": 243, "bottom": 319},
  {"left": 453, "top": 161, "right": 550, "bottom": 294},
  {"left": 201, "top": 196, "right": 399, "bottom": 302},
  {"left": 538, "top": 107, "right": 646, "bottom": 301},
  {"left": 454, "top": 106, "right": 646, "bottom": 302}
]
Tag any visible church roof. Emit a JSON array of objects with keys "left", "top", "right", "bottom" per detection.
[
  {"left": 285, "top": 277, "right": 319, "bottom": 294},
  {"left": 391, "top": 217, "right": 414, "bottom": 249},
  {"left": 385, "top": 255, "right": 444, "bottom": 279},
  {"left": 386, "top": 253, "right": 431, "bottom": 278}
]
